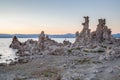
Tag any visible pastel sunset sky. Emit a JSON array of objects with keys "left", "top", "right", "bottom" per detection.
[{"left": 0, "top": 0, "right": 120, "bottom": 34}]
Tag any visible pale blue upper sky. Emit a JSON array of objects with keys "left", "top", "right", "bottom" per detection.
[{"left": 0, "top": 0, "right": 120, "bottom": 34}]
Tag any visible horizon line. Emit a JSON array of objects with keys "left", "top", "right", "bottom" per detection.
[{"left": 0, "top": 33, "right": 120, "bottom": 35}]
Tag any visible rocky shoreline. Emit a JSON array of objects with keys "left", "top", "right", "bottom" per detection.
[{"left": 0, "top": 16, "right": 120, "bottom": 80}]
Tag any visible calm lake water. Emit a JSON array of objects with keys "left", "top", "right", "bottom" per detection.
[{"left": 0, "top": 38, "right": 75, "bottom": 63}]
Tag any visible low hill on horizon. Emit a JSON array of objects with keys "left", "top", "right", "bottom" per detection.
[
  {"left": 0, "top": 33, "right": 120, "bottom": 38},
  {"left": 112, "top": 33, "right": 120, "bottom": 38}
]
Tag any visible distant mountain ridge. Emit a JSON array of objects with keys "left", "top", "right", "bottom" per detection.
[
  {"left": 0, "top": 33, "right": 75, "bottom": 38},
  {"left": 0, "top": 33, "right": 120, "bottom": 38},
  {"left": 112, "top": 33, "right": 120, "bottom": 38}
]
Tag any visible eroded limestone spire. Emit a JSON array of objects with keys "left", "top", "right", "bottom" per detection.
[
  {"left": 74, "top": 16, "right": 113, "bottom": 46},
  {"left": 82, "top": 16, "right": 89, "bottom": 30},
  {"left": 74, "top": 16, "right": 91, "bottom": 46}
]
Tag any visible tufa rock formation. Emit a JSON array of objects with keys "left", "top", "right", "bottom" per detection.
[
  {"left": 7, "top": 17, "right": 120, "bottom": 80},
  {"left": 74, "top": 16, "right": 91, "bottom": 46},
  {"left": 74, "top": 16, "right": 120, "bottom": 60},
  {"left": 74, "top": 16, "right": 116, "bottom": 46},
  {"left": 91, "top": 19, "right": 112, "bottom": 43},
  {"left": 9, "top": 16, "right": 120, "bottom": 64},
  {"left": 10, "top": 36, "right": 22, "bottom": 49},
  {"left": 9, "top": 31, "right": 62, "bottom": 63},
  {"left": 38, "top": 31, "right": 46, "bottom": 50}
]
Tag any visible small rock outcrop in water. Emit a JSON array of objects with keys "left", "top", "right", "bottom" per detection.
[
  {"left": 10, "top": 36, "right": 22, "bottom": 49},
  {"left": 9, "top": 31, "right": 62, "bottom": 63}
]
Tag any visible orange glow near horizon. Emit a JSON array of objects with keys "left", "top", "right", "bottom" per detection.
[
  {"left": 0, "top": 25, "right": 119, "bottom": 34},
  {"left": 0, "top": 19, "right": 119, "bottom": 34},
  {"left": 0, "top": 27, "right": 81, "bottom": 34}
]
